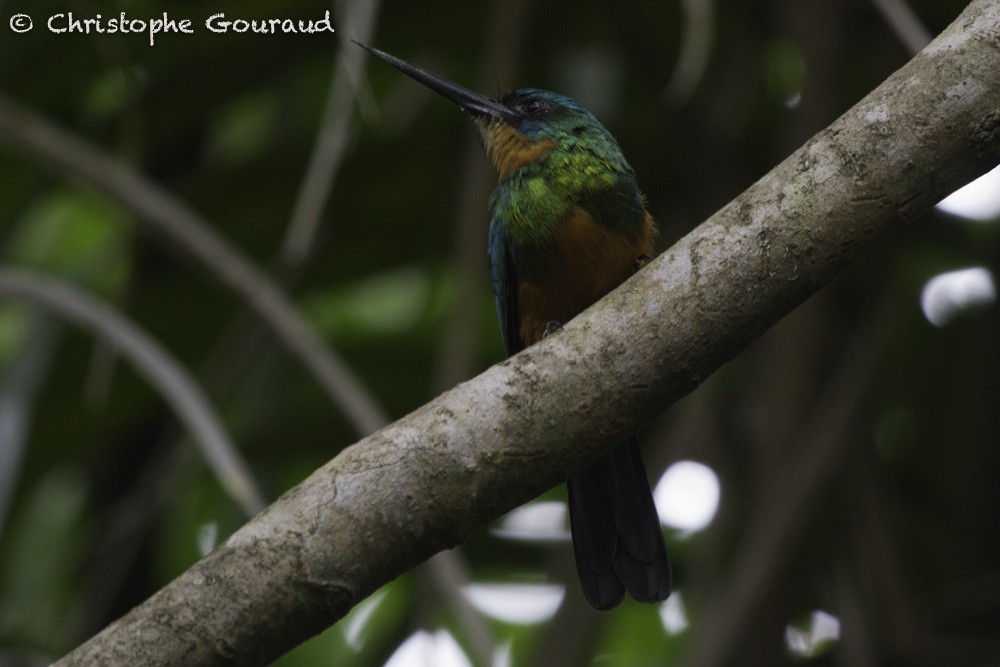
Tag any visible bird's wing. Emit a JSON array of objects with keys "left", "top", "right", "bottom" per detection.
[{"left": 488, "top": 215, "right": 524, "bottom": 356}]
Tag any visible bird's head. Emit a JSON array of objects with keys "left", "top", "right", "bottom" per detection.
[{"left": 355, "top": 42, "right": 620, "bottom": 179}]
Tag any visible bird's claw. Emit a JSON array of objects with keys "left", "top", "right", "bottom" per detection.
[
  {"left": 543, "top": 320, "right": 563, "bottom": 338},
  {"left": 632, "top": 254, "right": 652, "bottom": 273}
]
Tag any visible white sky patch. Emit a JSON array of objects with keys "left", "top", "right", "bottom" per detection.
[
  {"left": 462, "top": 583, "right": 565, "bottom": 625},
  {"left": 385, "top": 629, "right": 471, "bottom": 667},
  {"left": 654, "top": 460, "right": 721, "bottom": 535},
  {"left": 936, "top": 164, "right": 1000, "bottom": 221},
  {"left": 659, "top": 590, "right": 690, "bottom": 635},
  {"left": 920, "top": 267, "right": 995, "bottom": 326},
  {"left": 785, "top": 610, "right": 841, "bottom": 658},
  {"left": 492, "top": 501, "right": 570, "bottom": 542}
]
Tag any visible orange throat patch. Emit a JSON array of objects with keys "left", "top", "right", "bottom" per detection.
[{"left": 476, "top": 120, "right": 556, "bottom": 180}]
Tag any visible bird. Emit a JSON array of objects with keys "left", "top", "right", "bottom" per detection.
[{"left": 355, "top": 41, "right": 671, "bottom": 611}]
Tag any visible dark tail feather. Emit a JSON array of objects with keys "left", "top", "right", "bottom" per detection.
[{"left": 567, "top": 436, "right": 672, "bottom": 610}]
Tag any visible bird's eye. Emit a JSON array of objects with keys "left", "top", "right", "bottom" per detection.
[{"left": 523, "top": 99, "right": 549, "bottom": 116}]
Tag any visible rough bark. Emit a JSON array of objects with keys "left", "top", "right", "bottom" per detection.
[{"left": 56, "top": 1, "right": 1000, "bottom": 665}]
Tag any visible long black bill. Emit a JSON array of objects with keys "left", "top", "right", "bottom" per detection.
[{"left": 353, "top": 41, "right": 514, "bottom": 121}]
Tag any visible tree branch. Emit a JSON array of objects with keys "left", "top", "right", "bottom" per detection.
[{"left": 55, "top": 1, "right": 1000, "bottom": 665}]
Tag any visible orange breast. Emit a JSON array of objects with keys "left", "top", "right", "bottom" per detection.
[{"left": 517, "top": 206, "right": 656, "bottom": 345}]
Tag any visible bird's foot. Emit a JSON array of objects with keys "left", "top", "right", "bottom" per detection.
[
  {"left": 543, "top": 320, "right": 563, "bottom": 338},
  {"left": 632, "top": 254, "right": 653, "bottom": 273}
]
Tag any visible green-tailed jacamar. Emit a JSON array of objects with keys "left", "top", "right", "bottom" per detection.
[{"left": 357, "top": 42, "right": 671, "bottom": 611}]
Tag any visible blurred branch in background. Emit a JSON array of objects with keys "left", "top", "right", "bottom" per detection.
[
  {"left": 279, "top": 0, "right": 382, "bottom": 271},
  {"left": 871, "top": 0, "right": 933, "bottom": 55},
  {"left": 0, "top": 316, "right": 58, "bottom": 538},
  {"left": 430, "top": 0, "right": 528, "bottom": 392},
  {"left": 0, "top": 94, "right": 386, "bottom": 435},
  {"left": 193, "top": 0, "right": 391, "bottom": 438},
  {"left": 663, "top": 0, "right": 716, "bottom": 107},
  {"left": 0, "top": 269, "right": 264, "bottom": 516}
]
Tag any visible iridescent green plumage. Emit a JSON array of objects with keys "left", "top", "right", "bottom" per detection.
[
  {"left": 482, "top": 88, "right": 650, "bottom": 287},
  {"left": 357, "top": 42, "right": 670, "bottom": 610}
]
